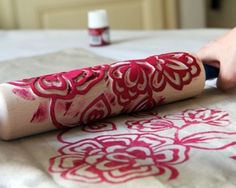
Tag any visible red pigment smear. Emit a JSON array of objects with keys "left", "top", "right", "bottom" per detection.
[
  {"left": 231, "top": 156, "right": 236, "bottom": 160},
  {"left": 105, "top": 93, "right": 116, "bottom": 105},
  {"left": 12, "top": 88, "right": 35, "bottom": 100},
  {"left": 30, "top": 102, "right": 48, "bottom": 123},
  {"left": 64, "top": 102, "right": 72, "bottom": 115}
]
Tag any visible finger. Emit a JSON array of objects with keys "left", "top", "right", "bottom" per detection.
[
  {"left": 196, "top": 41, "right": 220, "bottom": 62},
  {"left": 217, "top": 78, "right": 234, "bottom": 91},
  {"left": 203, "top": 60, "right": 220, "bottom": 68},
  {"left": 217, "top": 70, "right": 236, "bottom": 90}
]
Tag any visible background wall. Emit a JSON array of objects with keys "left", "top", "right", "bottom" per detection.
[
  {"left": 178, "top": 0, "right": 206, "bottom": 28},
  {"left": 207, "top": 0, "right": 236, "bottom": 28},
  {"left": 1, "top": 0, "right": 234, "bottom": 30},
  {"left": 0, "top": 0, "right": 178, "bottom": 30}
]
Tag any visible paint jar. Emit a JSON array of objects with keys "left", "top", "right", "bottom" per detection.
[{"left": 88, "top": 9, "right": 110, "bottom": 47}]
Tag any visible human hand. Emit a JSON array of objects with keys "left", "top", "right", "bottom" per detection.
[{"left": 197, "top": 28, "right": 236, "bottom": 90}]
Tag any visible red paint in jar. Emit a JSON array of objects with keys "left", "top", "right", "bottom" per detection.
[{"left": 88, "top": 10, "right": 111, "bottom": 47}]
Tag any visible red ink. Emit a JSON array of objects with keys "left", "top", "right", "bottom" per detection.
[
  {"left": 88, "top": 10, "right": 110, "bottom": 47},
  {"left": 49, "top": 108, "right": 236, "bottom": 184},
  {"left": 64, "top": 102, "right": 72, "bottom": 116},
  {"left": 80, "top": 94, "right": 111, "bottom": 124},
  {"left": 49, "top": 133, "right": 188, "bottom": 183},
  {"left": 30, "top": 102, "right": 48, "bottom": 123},
  {"left": 9, "top": 52, "right": 201, "bottom": 128},
  {"left": 127, "top": 118, "right": 175, "bottom": 132},
  {"left": 105, "top": 93, "right": 116, "bottom": 105},
  {"left": 148, "top": 53, "right": 201, "bottom": 92},
  {"left": 231, "top": 156, "right": 236, "bottom": 160},
  {"left": 12, "top": 88, "right": 35, "bottom": 100},
  {"left": 181, "top": 108, "right": 229, "bottom": 126},
  {"left": 82, "top": 122, "right": 116, "bottom": 132}
]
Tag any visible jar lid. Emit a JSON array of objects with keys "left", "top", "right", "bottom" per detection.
[{"left": 88, "top": 9, "right": 109, "bottom": 28}]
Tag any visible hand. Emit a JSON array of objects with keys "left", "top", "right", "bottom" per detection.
[{"left": 197, "top": 28, "right": 236, "bottom": 90}]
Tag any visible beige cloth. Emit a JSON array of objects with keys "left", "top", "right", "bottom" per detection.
[{"left": 0, "top": 49, "right": 236, "bottom": 188}]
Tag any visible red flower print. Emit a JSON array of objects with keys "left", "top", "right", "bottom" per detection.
[
  {"left": 49, "top": 107, "right": 236, "bottom": 184},
  {"left": 80, "top": 94, "right": 112, "bottom": 124},
  {"left": 127, "top": 118, "right": 175, "bottom": 132},
  {"left": 179, "top": 131, "right": 236, "bottom": 150},
  {"left": 63, "top": 65, "right": 109, "bottom": 95},
  {"left": 8, "top": 52, "right": 202, "bottom": 129},
  {"left": 9, "top": 66, "right": 109, "bottom": 128},
  {"left": 109, "top": 61, "right": 154, "bottom": 106},
  {"left": 167, "top": 108, "right": 230, "bottom": 126},
  {"left": 10, "top": 65, "right": 109, "bottom": 100},
  {"left": 182, "top": 108, "right": 230, "bottom": 126},
  {"left": 148, "top": 52, "right": 201, "bottom": 91},
  {"left": 108, "top": 52, "right": 201, "bottom": 108},
  {"left": 49, "top": 133, "right": 189, "bottom": 183}
]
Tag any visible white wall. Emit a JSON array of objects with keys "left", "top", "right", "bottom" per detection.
[
  {"left": 0, "top": 0, "right": 178, "bottom": 29},
  {"left": 179, "top": 0, "right": 206, "bottom": 28}
]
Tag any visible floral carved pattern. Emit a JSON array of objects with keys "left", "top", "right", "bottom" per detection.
[
  {"left": 9, "top": 52, "right": 201, "bottom": 128},
  {"left": 48, "top": 108, "right": 236, "bottom": 184}
]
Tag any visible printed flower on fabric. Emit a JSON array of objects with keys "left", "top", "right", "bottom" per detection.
[
  {"left": 49, "top": 133, "right": 189, "bottom": 184},
  {"left": 164, "top": 108, "right": 235, "bottom": 160},
  {"left": 49, "top": 108, "right": 236, "bottom": 184},
  {"left": 166, "top": 108, "right": 230, "bottom": 126},
  {"left": 126, "top": 117, "right": 176, "bottom": 132},
  {"left": 126, "top": 108, "right": 231, "bottom": 142}
]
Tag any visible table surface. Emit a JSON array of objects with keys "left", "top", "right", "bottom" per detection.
[
  {"left": 0, "top": 29, "right": 228, "bottom": 62},
  {"left": 1, "top": 29, "right": 236, "bottom": 188}
]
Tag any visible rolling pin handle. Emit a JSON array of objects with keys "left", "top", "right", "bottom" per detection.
[{"left": 204, "top": 64, "right": 219, "bottom": 80}]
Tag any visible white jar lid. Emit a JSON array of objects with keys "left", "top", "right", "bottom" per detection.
[{"left": 88, "top": 9, "right": 109, "bottom": 28}]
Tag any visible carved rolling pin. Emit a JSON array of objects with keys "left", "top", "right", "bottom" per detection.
[{"left": 0, "top": 52, "right": 218, "bottom": 140}]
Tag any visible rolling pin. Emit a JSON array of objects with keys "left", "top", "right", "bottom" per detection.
[{"left": 0, "top": 52, "right": 219, "bottom": 140}]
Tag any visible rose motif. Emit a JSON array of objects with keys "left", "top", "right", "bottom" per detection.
[
  {"left": 9, "top": 65, "right": 109, "bottom": 128},
  {"left": 10, "top": 65, "right": 109, "bottom": 100},
  {"left": 148, "top": 52, "right": 201, "bottom": 91},
  {"left": 49, "top": 107, "right": 236, "bottom": 185},
  {"left": 49, "top": 133, "right": 189, "bottom": 183},
  {"left": 109, "top": 61, "right": 154, "bottom": 106},
  {"left": 8, "top": 52, "right": 202, "bottom": 129},
  {"left": 108, "top": 52, "right": 201, "bottom": 108},
  {"left": 63, "top": 65, "right": 109, "bottom": 95},
  {"left": 80, "top": 94, "right": 112, "bottom": 124},
  {"left": 181, "top": 108, "right": 230, "bottom": 126},
  {"left": 33, "top": 73, "right": 74, "bottom": 99}
]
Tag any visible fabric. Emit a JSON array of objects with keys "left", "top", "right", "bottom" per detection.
[
  {"left": 0, "top": 29, "right": 229, "bottom": 62},
  {"left": 0, "top": 49, "right": 236, "bottom": 188}
]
